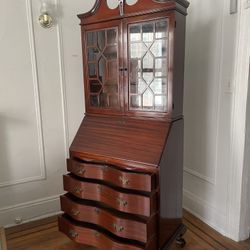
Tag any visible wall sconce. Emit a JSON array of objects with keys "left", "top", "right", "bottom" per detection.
[{"left": 38, "top": 1, "right": 53, "bottom": 28}]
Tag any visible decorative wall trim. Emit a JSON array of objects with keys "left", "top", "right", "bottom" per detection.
[
  {"left": 183, "top": 189, "right": 227, "bottom": 236},
  {"left": 0, "top": 194, "right": 62, "bottom": 228},
  {"left": 184, "top": 166, "right": 215, "bottom": 185},
  {"left": 226, "top": 0, "right": 250, "bottom": 241},
  {"left": 0, "top": 0, "right": 46, "bottom": 188},
  {"left": 55, "top": 0, "right": 70, "bottom": 159}
]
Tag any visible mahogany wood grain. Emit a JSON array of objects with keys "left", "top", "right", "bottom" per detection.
[
  {"left": 60, "top": 195, "right": 157, "bottom": 243},
  {"left": 67, "top": 159, "right": 156, "bottom": 192},
  {"left": 70, "top": 115, "right": 170, "bottom": 170},
  {"left": 63, "top": 175, "right": 157, "bottom": 217},
  {"left": 58, "top": 215, "right": 157, "bottom": 250}
]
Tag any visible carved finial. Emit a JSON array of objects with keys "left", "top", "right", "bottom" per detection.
[{"left": 118, "top": 0, "right": 124, "bottom": 16}]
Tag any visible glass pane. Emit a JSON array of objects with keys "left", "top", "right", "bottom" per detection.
[
  {"left": 87, "top": 32, "right": 97, "bottom": 46},
  {"left": 151, "top": 39, "right": 167, "bottom": 57},
  {"left": 107, "top": 29, "right": 117, "bottom": 44},
  {"left": 130, "top": 95, "right": 141, "bottom": 108},
  {"left": 143, "top": 89, "right": 154, "bottom": 109},
  {"left": 107, "top": 61, "right": 118, "bottom": 79},
  {"left": 128, "top": 18, "right": 168, "bottom": 112},
  {"left": 90, "top": 80, "right": 102, "bottom": 93},
  {"left": 100, "top": 92, "right": 108, "bottom": 107},
  {"left": 88, "top": 63, "right": 96, "bottom": 77},
  {"left": 130, "top": 78, "right": 147, "bottom": 94},
  {"left": 130, "top": 25, "right": 141, "bottom": 42},
  {"left": 150, "top": 78, "right": 167, "bottom": 94},
  {"left": 103, "top": 46, "right": 117, "bottom": 59},
  {"left": 90, "top": 95, "right": 99, "bottom": 107},
  {"left": 103, "top": 82, "right": 118, "bottom": 94},
  {"left": 88, "top": 47, "right": 98, "bottom": 61},
  {"left": 155, "top": 58, "right": 167, "bottom": 77},
  {"left": 98, "top": 30, "right": 106, "bottom": 51},
  {"left": 130, "top": 43, "right": 147, "bottom": 59},
  {"left": 155, "top": 95, "right": 167, "bottom": 110},
  {"left": 98, "top": 57, "right": 106, "bottom": 83},
  {"left": 155, "top": 20, "right": 168, "bottom": 39},
  {"left": 142, "top": 23, "right": 154, "bottom": 44},
  {"left": 142, "top": 52, "right": 154, "bottom": 71}
]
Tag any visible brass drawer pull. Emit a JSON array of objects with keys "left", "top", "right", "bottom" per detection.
[
  {"left": 116, "top": 197, "right": 128, "bottom": 207},
  {"left": 93, "top": 232, "right": 100, "bottom": 238},
  {"left": 72, "top": 187, "right": 84, "bottom": 194},
  {"left": 113, "top": 223, "right": 124, "bottom": 232},
  {"left": 102, "top": 165, "right": 109, "bottom": 172},
  {"left": 71, "top": 209, "right": 80, "bottom": 216},
  {"left": 119, "top": 176, "right": 129, "bottom": 185},
  {"left": 94, "top": 208, "right": 100, "bottom": 214},
  {"left": 77, "top": 167, "right": 86, "bottom": 175},
  {"left": 69, "top": 229, "right": 78, "bottom": 238},
  {"left": 97, "top": 185, "right": 102, "bottom": 192}
]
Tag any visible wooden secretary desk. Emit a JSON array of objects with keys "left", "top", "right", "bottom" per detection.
[{"left": 58, "top": 0, "right": 189, "bottom": 249}]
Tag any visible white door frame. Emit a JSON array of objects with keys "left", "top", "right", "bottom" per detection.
[{"left": 227, "top": 0, "right": 250, "bottom": 241}]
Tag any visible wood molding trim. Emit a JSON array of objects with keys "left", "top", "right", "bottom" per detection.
[{"left": 227, "top": 0, "right": 250, "bottom": 241}]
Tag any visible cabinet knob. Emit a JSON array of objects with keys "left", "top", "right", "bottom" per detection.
[
  {"left": 69, "top": 229, "right": 78, "bottom": 238},
  {"left": 93, "top": 232, "right": 100, "bottom": 238}
]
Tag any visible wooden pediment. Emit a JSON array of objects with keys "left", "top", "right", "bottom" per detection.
[{"left": 78, "top": 0, "right": 189, "bottom": 24}]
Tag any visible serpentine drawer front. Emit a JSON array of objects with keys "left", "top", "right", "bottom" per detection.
[
  {"left": 67, "top": 159, "right": 156, "bottom": 192},
  {"left": 58, "top": 215, "right": 157, "bottom": 250},
  {"left": 63, "top": 174, "right": 156, "bottom": 217},
  {"left": 60, "top": 194, "right": 157, "bottom": 243}
]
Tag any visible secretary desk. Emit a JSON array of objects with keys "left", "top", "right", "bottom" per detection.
[{"left": 58, "top": 0, "right": 189, "bottom": 249}]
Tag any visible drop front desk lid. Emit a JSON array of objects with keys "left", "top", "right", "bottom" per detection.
[{"left": 70, "top": 115, "right": 171, "bottom": 171}]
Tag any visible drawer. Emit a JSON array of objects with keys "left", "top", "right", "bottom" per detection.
[
  {"left": 67, "top": 159, "right": 156, "bottom": 192},
  {"left": 58, "top": 215, "right": 157, "bottom": 250},
  {"left": 63, "top": 174, "right": 157, "bottom": 217},
  {"left": 60, "top": 194, "right": 157, "bottom": 243}
]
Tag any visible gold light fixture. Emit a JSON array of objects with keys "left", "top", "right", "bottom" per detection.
[{"left": 38, "top": 1, "right": 53, "bottom": 28}]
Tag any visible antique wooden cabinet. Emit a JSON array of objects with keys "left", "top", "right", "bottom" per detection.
[{"left": 58, "top": 0, "right": 189, "bottom": 249}]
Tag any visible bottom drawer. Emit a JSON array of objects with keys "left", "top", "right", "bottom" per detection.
[{"left": 58, "top": 215, "right": 157, "bottom": 250}]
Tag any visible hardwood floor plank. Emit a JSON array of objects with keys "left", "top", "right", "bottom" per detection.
[{"left": 5, "top": 211, "right": 250, "bottom": 250}]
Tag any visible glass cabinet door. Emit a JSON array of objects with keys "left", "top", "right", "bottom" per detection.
[
  {"left": 86, "top": 26, "right": 120, "bottom": 110},
  {"left": 128, "top": 19, "right": 169, "bottom": 112}
]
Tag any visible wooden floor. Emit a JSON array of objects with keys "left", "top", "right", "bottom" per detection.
[{"left": 5, "top": 211, "right": 250, "bottom": 250}]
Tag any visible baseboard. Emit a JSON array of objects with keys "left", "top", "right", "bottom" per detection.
[
  {"left": 183, "top": 189, "right": 227, "bottom": 237},
  {"left": 0, "top": 195, "right": 62, "bottom": 228}
]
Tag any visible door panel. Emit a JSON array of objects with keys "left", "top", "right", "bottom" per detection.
[{"left": 83, "top": 20, "right": 123, "bottom": 115}]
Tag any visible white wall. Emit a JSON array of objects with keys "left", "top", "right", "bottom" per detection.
[
  {"left": 183, "top": 0, "right": 239, "bottom": 238},
  {"left": 0, "top": 0, "right": 95, "bottom": 227}
]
